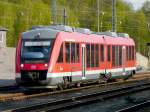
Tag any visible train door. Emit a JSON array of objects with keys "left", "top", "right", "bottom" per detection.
[
  {"left": 81, "top": 44, "right": 86, "bottom": 80},
  {"left": 122, "top": 46, "right": 126, "bottom": 73}
]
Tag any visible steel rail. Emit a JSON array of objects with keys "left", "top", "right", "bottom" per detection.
[
  {"left": 0, "top": 71, "right": 149, "bottom": 91},
  {"left": 0, "top": 77, "right": 148, "bottom": 103},
  {"left": 116, "top": 100, "right": 150, "bottom": 112},
  {"left": 10, "top": 80, "right": 150, "bottom": 112},
  {"left": 0, "top": 85, "right": 19, "bottom": 91},
  {"left": 0, "top": 72, "right": 149, "bottom": 94}
]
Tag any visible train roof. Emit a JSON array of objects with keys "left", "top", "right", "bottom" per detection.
[
  {"left": 117, "top": 33, "right": 129, "bottom": 38},
  {"left": 22, "top": 28, "right": 59, "bottom": 39},
  {"left": 95, "top": 31, "right": 118, "bottom": 37},
  {"left": 21, "top": 25, "right": 135, "bottom": 46},
  {"left": 57, "top": 32, "right": 135, "bottom": 46},
  {"left": 22, "top": 25, "right": 74, "bottom": 39}
]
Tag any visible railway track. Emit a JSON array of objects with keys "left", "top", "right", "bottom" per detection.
[
  {"left": 0, "top": 72, "right": 150, "bottom": 102},
  {"left": 7, "top": 79, "right": 150, "bottom": 112},
  {"left": 116, "top": 100, "right": 150, "bottom": 112},
  {"left": 0, "top": 85, "right": 19, "bottom": 92}
]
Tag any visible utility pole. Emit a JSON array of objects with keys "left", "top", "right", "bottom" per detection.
[
  {"left": 51, "top": 0, "right": 57, "bottom": 24},
  {"left": 63, "top": 8, "right": 67, "bottom": 25},
  {"left": 148, "top": 23, "right": 150, "bottom": 31},
  {"left": 97, "top": 0, "right": 100, "bottom": 32},
  {"left": 112, "top": 0, "right": 116, "bottom": 32}
]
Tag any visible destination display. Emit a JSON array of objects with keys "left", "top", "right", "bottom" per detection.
[{"left": 24, "top": 41, "right": 50, "bottom": 46}]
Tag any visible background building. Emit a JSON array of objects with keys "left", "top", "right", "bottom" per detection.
[
  {"left": 0, "top": 27, "right": 7, "bottom": 63},
  {"left": 0, "top": 27, "right": 7, "bottom": 48}
]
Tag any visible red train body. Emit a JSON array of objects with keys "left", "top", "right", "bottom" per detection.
[{"left": 15, "top": 25, "right": 136, "bottom": 87}]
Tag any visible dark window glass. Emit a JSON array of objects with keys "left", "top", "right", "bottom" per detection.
[
  {"left": 115, "top": 46, "right": 119, "bottom": 66},
  {"left": 126, "top": 46, "right": 128, "bottom": 61},
  {"left": 119, "top": 46, "right": 122, "bottom": 66},
  {"left": 128, "top": 46, "right": 130, "bottom": 60},
  {"left": 91, "top": 44, "right": 94, "bottom": 67},
  {"left": 75, "top": 43, "right": 80, "bottom": 63},
  {"left": 21, "top": 39, "right": 54, "bottom": 63},
  {"left": 132, "top": 46, "right": 134, "bottom": 60},
  {"left": 71, "top": 43, "right": 75, "bottom": 63},
  {"left": 100, "top": 45, "right": 104, "bottom": 62},
  {"left": 57, "top": 44, "right": 63, "bottom": 63},
  {"left": 95, "top": 44, "right": 99, "bottom": 67},
  {"left": 131, "top": 46, "right": 132, "bottom": 60},
  {"left": 65, "top": 43, "right": 70, "bottom": 63},
  {"left": 86, "top": 44, "right": 90, "bottom": 68},
  {"left": 112, "top": 45, "right": 115, "bottom": 67},
  {"left": 107, "top": 45, "right": 111, "bottom": 62},
  {"left": 129, "top": 46, "right": 131, "bottom": 60}
]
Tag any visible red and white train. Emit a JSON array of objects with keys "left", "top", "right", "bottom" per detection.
[{"left": 15, "top": 25, "right": 136, "bottom": 87}]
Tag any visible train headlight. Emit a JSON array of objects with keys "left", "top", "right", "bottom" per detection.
[
  {"left": 44, "top": 64, "right": 48, "bottom": 67},
  {"left": 20, "top": 64, "right": 24, "bottom": 68}
]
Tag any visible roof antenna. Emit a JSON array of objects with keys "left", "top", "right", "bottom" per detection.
[{"left": 34, "top": 33, "right": 40, "bottom": 39}]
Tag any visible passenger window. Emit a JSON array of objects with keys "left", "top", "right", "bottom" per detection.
[
  {"left": 129, "top": 46, "right": 132, "bottom": 60},
  {"left": 91, "top": 44, "right": 94, "bottom": 67},
  {"left": 115, "top": 46, "right": 119, "bottom": 66},
  {"left": 112, "top": 45, "right": 115, "bottom": 67},
  {"left": 71, "top": 43, "right": 75, "bottom": 63},
  {"left": 107, "top": 45, "right": 111, "bottom": 62},
  {"left": 75, "top": 43, "right": 80, "bottom": 63},
  {"left": 119, "top": 46, "right": 122, "bottom": 66},
  {"left": 86, "top": 44, "right": 90, "bottom": 68},
  {"left": 132, "top": 46, "right": 134, "bottom": 60},
  {"left": 100, "top": 45, "right": 104, "bottom": 62},
  {"left": 57, "top": 44, "right": 63, "bottom": 63},
  {"left": 126, "top": 46, "right": 128, "bottom": 61},
  {"left": 65, "top": 43, "right": 70, "bottom": 63},
  {"left": 95, "top": 44, "right": 99, "bottom": 67}
]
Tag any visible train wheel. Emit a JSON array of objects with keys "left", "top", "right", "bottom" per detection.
[
  {"left": 63, "top": 76, "right": 71, "bottom": 89},
  {"left": 128, "top": 71, "right": 134, "bottom": 80},
  {"left": 131, "top": 71, "right": 134, "bottom": 77},
  {"left": 75, "top": 82, "right": 81, "bottom": 88},
  {"left": 123, "top": 76, "right": 130, "bottom": 81},
  {"left": 57, "top": 84, "right": 63, "bottom": 90},
  {"left": 97, "top": 79, "right": 101, "bottom": 84},
  {"left": 76, "top": 82, "right": 80, "bottom": 88}
]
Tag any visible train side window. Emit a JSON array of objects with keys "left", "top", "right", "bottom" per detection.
[
  {"left": 119, "top": 46, "right": 122, "bottom": 66},
  {"left": 129, "top": 46, "right": 132, "bottom": 60},
  {"left": 65, "top": 42, "right": 70, "bottom": 63},
  {"left": 86, "top": 44, "right": 90, "bottom": 68},
  {"left": 131, "top": 46, "right": 132, "bottom": 60},
  {"left": 100, "top": 45, "right": 104, "bottom": 62},
  {"left": 91, "top": 44, "right": 95, "bottom": 67},
  {"left": 95, "top": 44, "right": 99, "bottom": 67},
  {"left": 128, "top": 46, "right": 130, "bottom": 60},
  {"left": 71, "top": 43, "right": 75, "bottom": 63},
  {"left": 57, "top": 44, "right": 63, "bottom": 63},
  {"left": 126, "top": 46, "right": 128, "bottom": 61},
  {"left": 132, "top": 46, "right": 134, "bottom": 60},
  {"left": 115, "top": 46, "right": 119, "bottom": 66},
  {"left": 107, "top": 45, "right": 111, "bottom": 62},
  {"left": 112, "top": 45, "right": 115, "bottom": 67},
  {"left": 134, "top": 46, "right": 135, "bottom": 60},
  {"left": 75, "top": 43, "right": 80, "bottom": 63}
]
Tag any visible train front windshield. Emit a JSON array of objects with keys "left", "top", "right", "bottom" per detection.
[{"left": 21, "top": 39, "right": 54, "bottom": 63}]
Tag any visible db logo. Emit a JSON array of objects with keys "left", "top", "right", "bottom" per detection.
[{"left": 31, "top": 65, "right": 36, "bottom": 69}]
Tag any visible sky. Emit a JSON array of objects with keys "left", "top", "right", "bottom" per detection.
[{"left": 123, "top": 0, "right": 150, "bottom": 10}]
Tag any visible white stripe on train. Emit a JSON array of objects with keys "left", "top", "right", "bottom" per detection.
[
  {"left": 47, "top": 67, "right": 136, "bottom": 78},
  {"left": 15, "top": 67, "right": 136, "bottom": 78}
]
